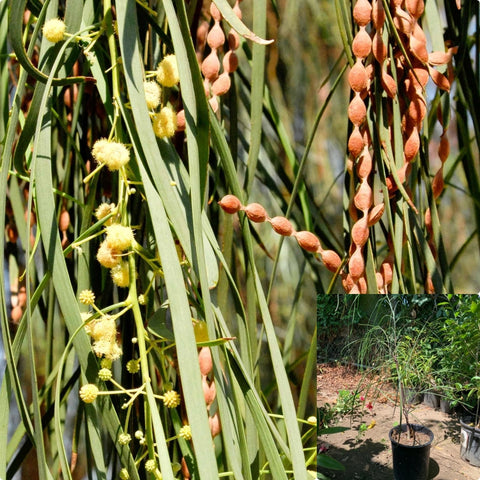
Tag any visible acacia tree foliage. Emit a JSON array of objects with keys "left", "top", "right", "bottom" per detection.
[{"left": 0, "top": 1, "right": 317, "bottom": 479}]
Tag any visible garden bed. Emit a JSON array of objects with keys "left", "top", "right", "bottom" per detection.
[{"left": 317, "top": 364, "right": 480, "bottom": 479}]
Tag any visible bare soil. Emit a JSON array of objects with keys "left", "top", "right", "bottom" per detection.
[{"left": 317, "top": 364, "right": 480, "bottom": 480}]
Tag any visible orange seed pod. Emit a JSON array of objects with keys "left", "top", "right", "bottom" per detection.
[
  {"left": 348, "top": 60, "right": 368, "bottom": 92},
  {"left": 218, "top": 195, "right": 242, "bottom": 214},
  {"left": 244, "top": 203, "right": 268, "bottom": 223},
  {"left": 207, "top": 23, "right": 225, "bottom": 49},
  {"left": 353, "top": 0, "right": 372, "bottom": 27},
  {"left": 352, "top": 27, "right": 372, "bottom": 59},
  {"left": 320, "top": 250, "right": 342, "bottom": 273},
  {"left": 198, "top": 347, "right": 213, "bottom": 376},
  {"left": 367, "top": 203, "right": 385, "bottom": 226},
  {"left": 269, "top": 216, "right": 294, "bottom": 236},
  {"left": 212, "top": 72, "right": 231, "bottom": 96},
  {"left": 295, "top": 231, "right": 321, "bottom": 253},
  {"left": 348, "top": 94, "right": 367, "bottom": 126},
  {"left": 349, "top": 246, "right": 365, "bottom": 280}
]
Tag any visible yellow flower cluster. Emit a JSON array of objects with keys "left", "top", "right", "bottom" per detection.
[
  {"left": 86, "top": 315, "right": 122, "bottom": 360},
  {"left": 111, "top": 260, "right": 130, "bottom": 288},
  {"left": 79, "top": 289, "right": 95, "bottom": 306},
  {"left": 97, "top": 224, "right": 134, "bottom": 270},
  {"left": 79, "top": 384, "right": 99, "bottom": 403},
  {"left": 156, "top": 54, "right": 180, "bottom": 87},
  {"left": 152, "top": 106, "right": 177, "bottom": 139},
  {"left": 43, "top": 18, "right": 66, "bottom": 43},
  {"left": 144, "top": 81, "right": 161, "bottom": 110},
  {"left": 92, "top": 139, "right": 130, "bottom": 171},
  {"left": 163, "top": 390, "right": 181, "bottom": 408},
  {"left": 179, "top": 424, "right": 192, "bottom": 440}
]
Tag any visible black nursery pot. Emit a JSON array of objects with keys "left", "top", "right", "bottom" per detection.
[
  {"left": 389, "top": 424, "right": 434, "bottom": 480},
  {"left": 460, "top": 416, "right": 480, "bottom": 467}
]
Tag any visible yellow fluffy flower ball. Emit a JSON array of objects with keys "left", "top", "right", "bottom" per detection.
[
  {"left": 43, "top": 18, "right": 66, "bottom": 43},
  {"left": 105, "top": 224, "right": 134, "bottom": 252},
  {"left": 156, "top": 54, "right": 179, "bottom": 87},
  {"left": 91, "top": 139, "right": 130, "bottom": 171},
  {"left": 144, "top": 80, "right": 161, "bottom": 110},
  {"left": 153, "top": 106, "right": 177, "bottom": 139},
  {"left": 79, "top": 384, "right": 99, "bottom": 403},
  {"left": 111, "top": 261, "right": 130, "bottom": 288},
  {"left": 163, "top": 390, "right": 181, "bottom": 408}
]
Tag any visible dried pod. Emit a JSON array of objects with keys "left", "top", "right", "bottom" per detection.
[
  {"left": 432, "top": 167, "right": 444, "bottom": 199},
  {"left": 438, "top": 134, "right": 449, "bottom": 163},
  {"left": 393, "top": 7, "right": 413, "bottom": 35},
  {"left": 428, "top": 50, "right": 452, "bottom": 66},
  {"left": 295, "top": 231, "right": 321, "bottom": 253},
  {"left": 404, "top": 127, "right": 420, "bottom": 162},
  {"left": 356, "top": 151, "right": 373, "bottom": 179},
  {"left": 409, "top": 66, "right": 429, "bottom": 89},
  {"left": 59, "top": 208, "right": 70, "bottom": 232},
  {"left": 348, "top": 60, "right": 368, "bottom": 92},
  {"left": 352, "top": 27, "right": 372, "bottom": 59},
  {"left": 228, "top": 30, "right": 240, "bottom": 50},
  {"left": 218, "top": 194, "right": 242, "bottom": 214},
  {"left": 212, "top": 72, "right": 231, "bottom": 96},
  {"left": 371, "top": 0, "right": 386, "bottom": 29},
  {"left": 209, "top": 95, "right": 219, "bottom": 113},
  {"left": 223, "top": 50, "right": 239, "bottom": 73},
  {"left": 320, "top": 250, "right": 342, "bottom": 273},
  {"left": 380, "top": 257, "right": 394, "bottom": 286},
  {"left": 196, "top": 20, "right": 210, "bottom": 49},
  {"left": 410, "top": 34, "right": 429, "bottom": 63},
  {"left": 354, "top": 180, "right": 372, "bottom": 211},
  {"left": 428, "top": 66, "right": 450, "bottom": 92},
  {"left": 372, "top": 31, "right": 387, "bottom": 64},
  {"left": 201, "top": 50, "right": 220, "bottom": 82},
  {"left": 407, "top": 94, "right": 427, "bottom": 127},
  {"left": 11, "top": 305, "right": 23, "bottom": 324},
  {"left": 6, "top": 224, "right": 18, "bottom": 243},
  {"left": 425, "top": 207, "right": 433, "bottom": 236},
  {"left": 269, "top": 216, "right": 294, "bottom": 236},
  {"left": 209, "top": 412, "right": 222, "bottom": 437},
  {"left": 348, "top": 94, "right": 367, "bottom": 126},
  {"left": 381, "top": 70, "right": 397, "bottom": 98},
  {"left": 376, "top": 272, "right": 385, "bottom": 292},
  {"left": 202, "top": 376, "right": 216, "bottom": 406},
  {"left": 210, "top": 2, "right": 222, "bottom": 22},
  {"left": 176, "top": 109, "right": 186, "bottom": 131},
  {"left": 351, "top": 215, "right": 369, "bottom": 247},
  {"left": 342, "top": 272, "right": 355, "bottom": 292},
  {"left": 358, "top": 276, "right": 367, "bottom": 294},
  {"left": 353, "top": 0, "right": 372, "bottom": 27},
  {"left": 349, "top": 246, "right": 365, "bottom": 280},
  {"left": 17, "top": 287, "right": 27, "bottom": 308},
  {"left": 405, "top": 0, "right": 424, "bottom": 18},
  {"left": 198, "top": 347, "right": 213, "bottom": 376},
  {"left": 348, "top": 126, "right": 365, "bottom": 158},
  {"left": 244, "top": 203, "right": 268, "bottom": 223},
  {"left": 181, "top": 457, "right": 191, "bottom": 479},
  {"left": 207, "top": 23, "right": 225, "bottom": 50},
  {"left": 367, "top": 203, "right": 385, "bottom": 226}
]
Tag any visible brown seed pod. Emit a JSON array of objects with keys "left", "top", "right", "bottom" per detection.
[
  {"left": 356, "top": 150, "right": 373, "bottom": 179},
  {"left": 218, "top": 194, "right": 242, "bottom": 214},
  {"left": 381, "top": 70, "right": 397, "bottom": 98},
  {"left": 181, "top": 457, "right": 191, "bottom": 478},
  {"left": 198, "top": 347, "right": 213, "bottom": 376},
  {"left": 428, "top": 51, "right": 452, "bottom": 66},
  {"left": 438, "top": 134, "right": 449, "bottom": 163},
  {"left": 269, "top": 216, "right": 294, "bottom": 236},
  {"left": 376, "top": 272, "right": 385, "bottom": 292},
  {"left": 351, "top": 215, "right": 369, "bottom": 247},
  {"left": 349, "top": 246, "right": 365, "bottom": 280},
  {"left": 409, "top": 66, "right": 430, "bottom": 89},
  {"left": 428, "top": 66, "right": 450, "bottom": 92},
  {"left": 432, "top": 167, "right": 444, "bottom": 199},
  {"left": 209, "top": 95, "right": 219, "bottom": 113},
  {"left": 352, "top": 27, "right": 372, "bottom": 59},
  {"left": 425, "top": 272, "right": 435, "bottom": 294},
  {"left": 354, "top": 180, "right": 372, "bottom": 211},
  {"left": 209, "top": 412, "right": 222, "bottom": 437},
  {"left": 176, "top": 109, "right": 186, "bottom": 131},
  {"left": 406, "top": 0, "right": 424, "bottom": 18},
  {"left": 210, "top": 2, "right": 222, "bottom": 22},
  {"left": 353, "top": 0, "right": 372, "bottom": 27},
  {"left": 212, "top": 72, "right": 231, "bottom": 96},
  {"left": 380, "top": 256, "right": 394, "bottom": 286},
  {"left": 348, "top": 60, "right": 368, "bottom": 92},
  {"left": 367, "top": 203, "right": 385, "bottom": 227},
  {"left": 348, "top": 126, "right": 365, "bottom": 158},
  {"left": 244, "top": 203, "right": 268, "bottom": 223},
  {"left": 407, "top": 94, "right": 427, "bottom": 127},
  {"left": 6, "top": 224, "right": 18, "bottom": 243},
  {"left": 371, "top": 0, "right": 386, "bottom": 29},
  {"left": 223, "top": 50, "right": 239, "bottom": 73},
  {"left": 228, "top": 30, "right": 240, "bottom": 50},
  {"left": 320, "top": 250, "right": 342, "bottom": 273},
  {"left": 348, "top": 94, "right": 367, "bottom": 126},
  {"left": 196, "top": 20, "right": 210, "bottom": 50},
  {"left": 202, "top": 376, "right": 216, "bottom": 406},
  {"left": 59, "top": 208, "right": 70, "bottom": 232},
  {"left": 207, "top": 23, "right": 225, "bottom": 50},
  {"left": 372, "top": 31, "right": 387, "bottom": 64},
  {"left": 410, "top": 34, "right": 429, "bottom": 63},
  {"left": 11, "top": 305, "right": 23, "bottom": 324},
  {"left": 17, "top": 287, "right": 27, "bottom": 308},
  {"left": 201, "top": 50, "right": 220, "bottom": 82},
  {"left": 358, "top": 275, "right": 367, "bottom": 294},
  {"left": 341, "top": 272, "right": 355, "bottom": 292},
  {"left": 424, "top": 207, "right": 433, "bottom": 236},
  {"left": 404, "top": 127, "right": 420, "bottom": 162},
  {"left": 295, "top": 231, "right": 321, "bottom": 253},
  {"left": 393, "top": 7, "right": 413, "bottom": 35}
]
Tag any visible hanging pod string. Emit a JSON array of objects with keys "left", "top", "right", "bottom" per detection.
[{"left": 8, "top": 0, "right": 95, "bottom": 86}]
